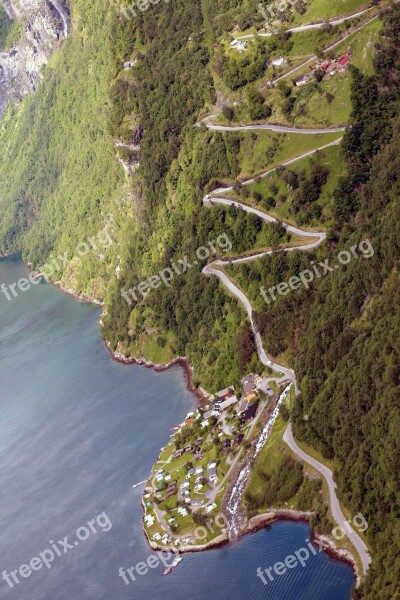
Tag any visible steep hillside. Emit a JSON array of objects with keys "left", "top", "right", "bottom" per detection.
[{"left": 0, "top": 1, "right": 399, "bottom": 597}]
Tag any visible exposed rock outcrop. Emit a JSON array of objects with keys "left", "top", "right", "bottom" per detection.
[{"left": 0, "top": 0, "right": 69, "bottom": 116}]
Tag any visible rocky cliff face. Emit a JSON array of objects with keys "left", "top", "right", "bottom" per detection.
[{"left": 0, "top": 0, "right": 69, "bottom": 116}]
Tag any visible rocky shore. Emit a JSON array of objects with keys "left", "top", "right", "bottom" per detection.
[{"left": 105, "top": 341, "right": 210, "bottom": 402}]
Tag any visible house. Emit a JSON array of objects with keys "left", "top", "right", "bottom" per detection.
[
  {"left": 244, "top": 390, "right": 258, "bottom": 402},
  {"left": 220, "top": 395, "right": 238, "bottom": 411},
  {"left": 181, "top": 481, "right": 190, "bottom": 489},
  {"left": 216, "top": 385, "right": 235, "bottom": 401},
  {"left": 293, "top": 74, "right": 311, "bottom": 87},
  {"left": 206, "top": 503, "right": 217, "bottom": 513},
  {"left": 230, "top": 40, "right": 247, "bottom": 52},
  {"left": 240, "top": 401, "right": 259, "bottom": 425},
  {"left": 241, "top": 374, "right": 258, "bottom": 395},
  {"left": 184, "top": 444, "right": 193, "bottom": 453},
  {"left": 236, "top": 398, "right": 249, "bottom": 415},
  {"left": 200, "top": 419, "right": 209, "bottom": 428},
  {"left": 174, "top": 449, "right": 184, "bottom": 459},
  {"left": 337, "top": 56, "right": 350, "bottom": 72},
  {"left": 271, "top": 56, "right": 285, "bottom": 67}
]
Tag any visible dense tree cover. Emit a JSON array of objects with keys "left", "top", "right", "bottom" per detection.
[
  {"left": 246, "top": 455, "right": 304, "bottom": 510},
  {"left": 239, "top": 9, "right": 400, "bottom": 597},
  {"left": 0, "top": 0, "right": 124, "bottom": 298},
  {"left": 0, "top": 1, "right": 399, "bottom": 594}
]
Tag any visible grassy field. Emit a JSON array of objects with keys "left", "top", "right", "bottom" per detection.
[
  {"left": 263, "top": 17, "right": 382, "bottom": 127},
  {"left": 292, "top": 0, "right": 371, "bottom": 24},
  {"left": 234, "top": 130, "right": 343, "bottom": 179},
  {"left": 245, "top": 144, "right": 345, "bottom": 225}
]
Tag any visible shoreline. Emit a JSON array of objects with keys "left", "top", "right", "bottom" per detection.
[
  {"left": 52, "top": 280, "right": 104, "bottom": 307},
  {"left": 104, "top": 340, "right": 210, "bottom": 403},
  {"left": 2, "top": 254, "right": 360, "bottom": 586},
  {"left": 143, "top": 505, "right": 359, "bottom": 586},
  {"left": 245, "top": 511, "right": 360, "bottom": 586}
]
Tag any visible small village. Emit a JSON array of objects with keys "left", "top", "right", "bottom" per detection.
[
  {"left": 293, "top": 49, "right": 351, "bottom": 86},
  {"left": 142, "top": 372, "right": 284, "bottom": 549}
]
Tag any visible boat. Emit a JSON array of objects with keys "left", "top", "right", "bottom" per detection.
[{"left": 162, "top": 555, "right": 182, "bottom": 575}]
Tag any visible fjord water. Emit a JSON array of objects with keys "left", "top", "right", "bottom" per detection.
[{"left": 0, "top": 257, "right": 354, "bottom": 600}]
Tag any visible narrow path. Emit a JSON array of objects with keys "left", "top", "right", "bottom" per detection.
[{"left": 284, "top": 423, "right": 371, "bottom": 575}]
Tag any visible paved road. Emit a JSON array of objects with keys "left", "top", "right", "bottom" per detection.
[
  {"left": 206, "top": 123, "right": 345, "bottom": 134},
  {"left": 202, "top": 136, "right": 342, "bottom": 391},
  {"left": 237, "top": 7, "right": 372, "bottom": 39},
  {"left": 283, "top": 423, "right": 371, "bottom": 575},
  {"left": 207, "top": 137, "right": 342, "bottom": 189},
  {"left": 272, "top": 13, "right": 380, "bottom": 83}
]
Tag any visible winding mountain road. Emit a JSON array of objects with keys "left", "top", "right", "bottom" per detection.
[
  {"left": 284, "top": 423, "right": 371, "bottom": 574},
  {"left": 202, "top": 136, "right": 342, "bottom": 389},
  {"left": 201, "top": 125, "right": 371, "bottom": 573}
]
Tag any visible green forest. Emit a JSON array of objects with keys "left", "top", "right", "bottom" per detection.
[{"left": 0, "top": 0, "right": 399, "bottom": 597}]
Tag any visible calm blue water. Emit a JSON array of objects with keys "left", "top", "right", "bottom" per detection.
[{"left": 0, "top": 256, "right": 354, "bottom": 599}]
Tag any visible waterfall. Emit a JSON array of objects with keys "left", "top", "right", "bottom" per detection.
[{"left": 225, "top": 383, "right": 292, "bottom": 539}]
